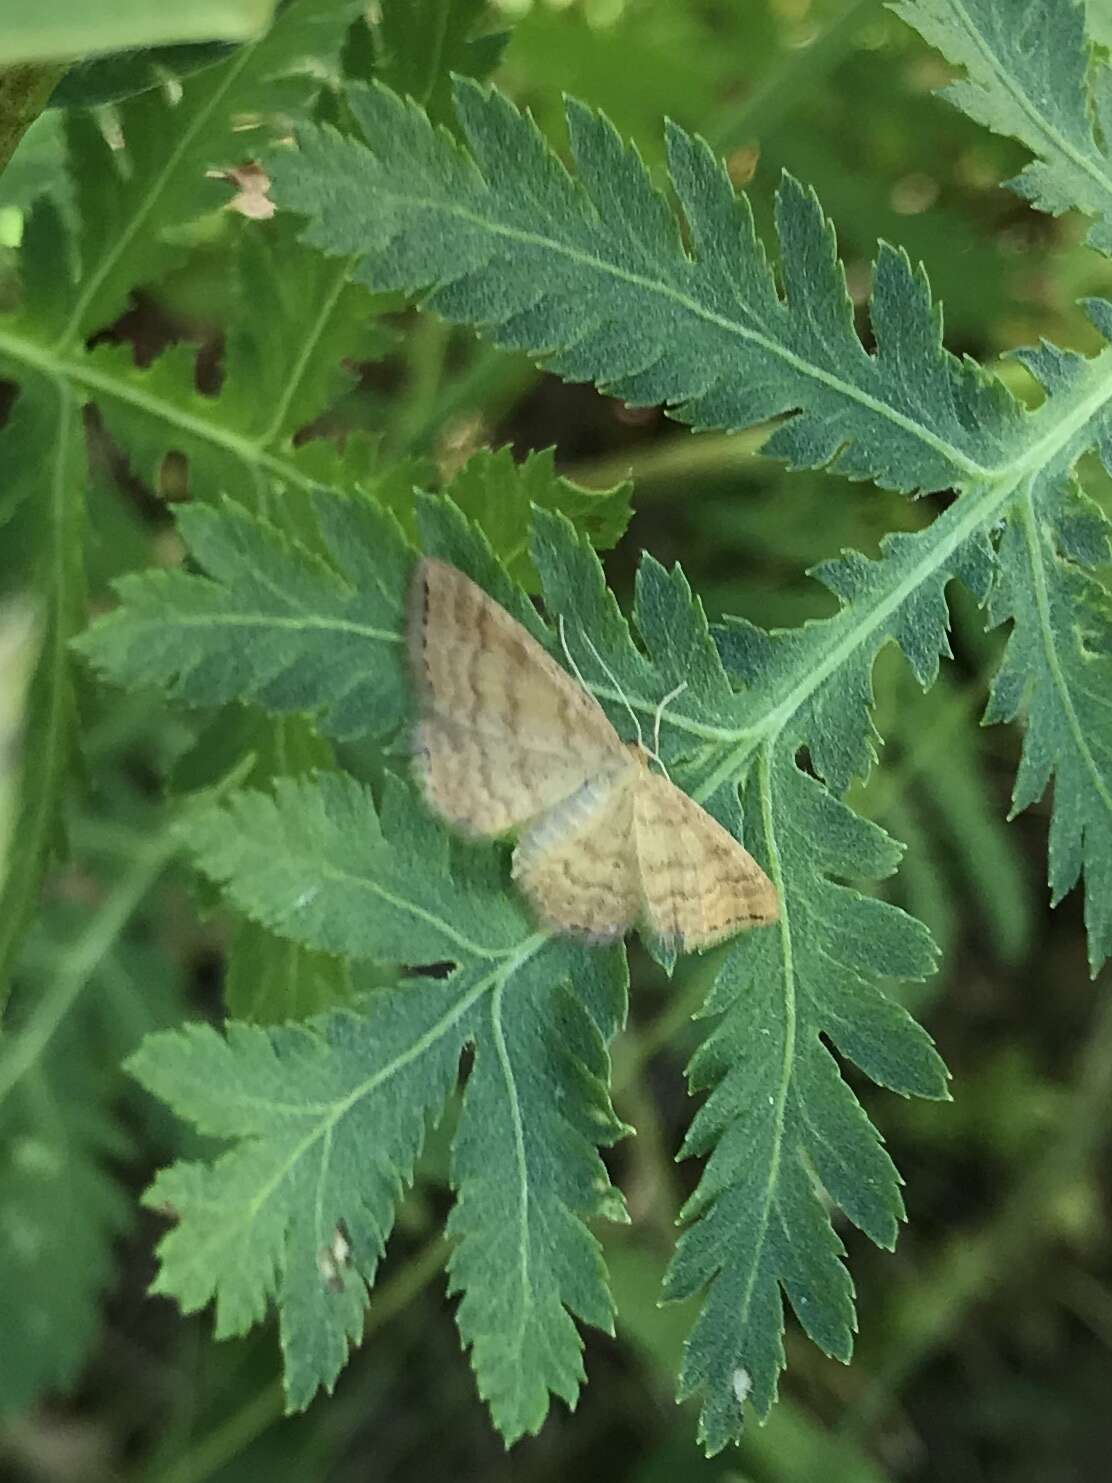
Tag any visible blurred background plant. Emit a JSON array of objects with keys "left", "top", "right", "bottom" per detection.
[{"left": 1, "top": 1, "right": 1110, "bottom": 1480}]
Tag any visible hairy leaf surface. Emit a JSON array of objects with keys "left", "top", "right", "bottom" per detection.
[
  {"left": 892, "top": 0, "right": 1112, "bottom": 253},
  {"left": 268, "top": 67, "right": 1112, "bottom": 971},
  {"left": 97, "top": 490, "right": 959, "bottom": 1445},
  {"left": 132, "top": 773, "right": 628, "bottom": 1436},
  {"left": 53, "top": 0, "right": 1112, "bottom": 1451}
]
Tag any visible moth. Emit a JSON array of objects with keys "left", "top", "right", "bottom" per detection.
[{"left": 408, "top": 557, "right": 778, "bottom": 951}]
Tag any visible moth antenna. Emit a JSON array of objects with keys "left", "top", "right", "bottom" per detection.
[
  {"left": 558, "top": 614, "right": 594, "bottom": 694},
  {"left": 633, "top": 681, "right": 687, "bottom": 784},
  {"left": 652, "top": 680, "right": 688, "bottom": 760},
  {"left": 576, "top": 623, "right": 645, "bottom": 751}
]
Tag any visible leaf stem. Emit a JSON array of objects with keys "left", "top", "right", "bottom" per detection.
[
  {"left": 0, "top": 824, "right": 178, "bottom": 1106},
  {"left": 0, "top": 325, "right": 321, "bottom": 494},
  {"left": 387, "top": 314, "right": 452, "bottom": 454},
  {"left": 400, "top": 343, "right": 537, "bottom": 454},
  {"left": 706, "top": 0, "right": 876, "bottom": 152},
  {"left": 0, "top": 378, "right": 82, "bottom": 1013}
]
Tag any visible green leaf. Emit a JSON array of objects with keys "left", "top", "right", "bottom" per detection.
[
  {"left": 0, "top": 0, "right": 361, "bottom": 1004},
  {"left": 891, "top": 0, "right": 1112, "bottom": 253},
  {"left": 663, "top": 758, "right": 946, "bottom": 1451},
  {"left": 0, "top": 0, "right": 278, "bottom": 66},
  {"left": 0, "top": 0, "right": 360, "bottom": 361},
  {"left": 175, "top": 771, "right": 529, "bottom": 964},
  {"left": 984, "top": 477, "right": 1112, "bottom": 973},
  {"left": 268, "top": 72, "right": 1112, "bottom": 971},
  {"left": 58, "top": 0, "right": 360, "bottom": 343},
  {"left": 0, "top": 815, "right": 183, "bottom": 1415},
  {"left": 381, "top": 445, "right": 633, "bottom": 588},
  {"left": 115, "top": 487, "right": 962, "bottom": 1446},
  {"left": 73, "top": 490, "right": 411, "bottom": 740},
  {"left": 73, "top": 460, "right": 631, "bottom": 736},
  {"left": 447, "top": 942, "right": 628, "bottom": 1436},
  {"left": 269, "top": 79, "right": 1020, "bottom": 493},
  {"left": 88, "top": 216, "right": 393, "bottom": 510},
  {"left": 49, "top": 40, "right": 239, "bottom": 109},
  {"left": 374, "top": 0, "right": 509, "bottom": 126},
  {"left": 132, "top": 772, "right": 628, "bottom": 1437}
]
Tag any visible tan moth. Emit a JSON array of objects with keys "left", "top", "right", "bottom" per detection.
[{"left": 408, "top": 558, "right": 778, "bottom": 951}]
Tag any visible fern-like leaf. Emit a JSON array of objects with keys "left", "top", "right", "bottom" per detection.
[
  {"left": 85, "top": 486, "right": 958, "bottom": 1446},
  {"left": 0, "top": 0, "right": 361, "bottom": 999},
  {"left": 891, "top": 0, "right": 1112, "bottom": 254},
  {"left": 270, "top": 79, "right": 1020, "bottom": 493},
  {"left": 74, "top": 492, "right": 412, "bottom": 738},
  {"left": 983, "top": 476, "right": 1112, "bottom": 972},
  {"left": 130, "top": 773, "right": 627, "bottom": 1437},
  {"left": 269, "top": 72, "right": 1112, "bottom": 970},
  {"left": 69, "top": 21, "right": 1112, "bottom": 1448}
]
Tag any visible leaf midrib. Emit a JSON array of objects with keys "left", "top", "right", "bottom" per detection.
[
  {"left": 1017, "top": 487, "right": 1112, "bottom": 821},
  {"left": 726, "top": 744, "right": 795, "bottom": 1348},
  {"left": 56, "top": 31, "right": 258, "bottom": 346},
  {"left": 220, "top": 938, "right": 548, "bottom": 1255},
  {"left": 353, "top": 179, "right": 994, "bottom": 481},
  {"left": 0, "top": 328, "right": 318, "bottom": 493}
]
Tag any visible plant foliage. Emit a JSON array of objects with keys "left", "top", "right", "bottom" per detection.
[
  {"left": 0, "top": 0, "right": 584, "bottom": 1003},
  {"left": 5, "top": 0, "right": 1112, "bottom": 1460},
  {"left": 0, "top": 0, "right": 363, "bottom": 1000},
  {"left": 0, "top": 803, "right": 184, "bottom": 1415}
]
